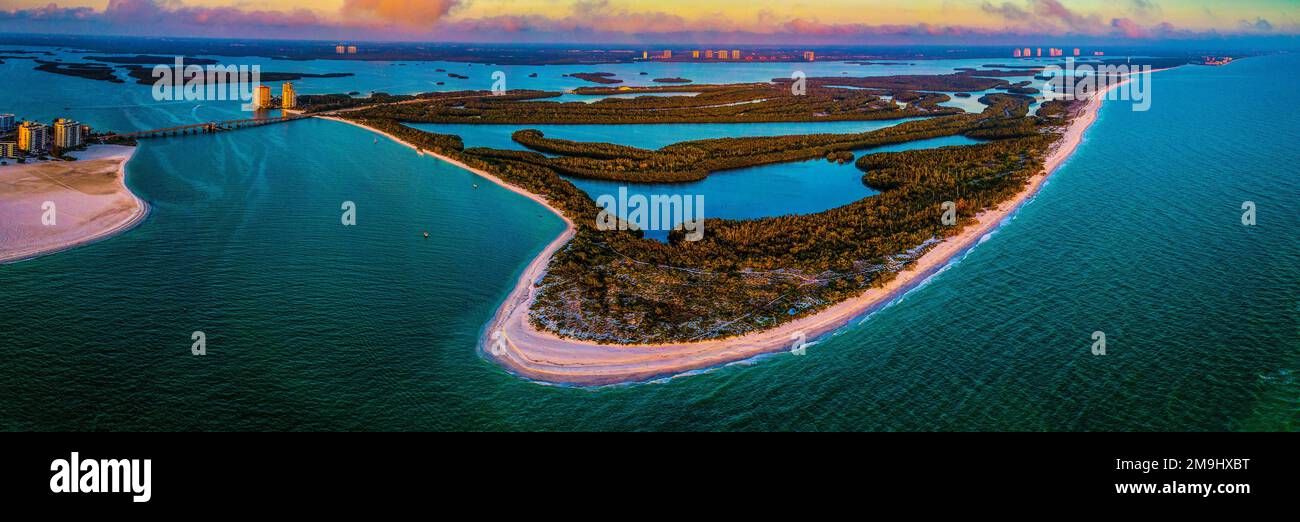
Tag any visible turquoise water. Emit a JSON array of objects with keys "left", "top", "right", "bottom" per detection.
[
  {"left": 568, "top": 135, "right": 982, "bottom": 240},
  {"left": 1, "top": 50, "right": 1296, "bottom": 431}
]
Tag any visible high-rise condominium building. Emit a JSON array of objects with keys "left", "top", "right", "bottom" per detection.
[
  {"left": 282, "top": 83, "right": 297, "bottom": 110},
  {"left": 0, "top": 141, "right": 17, "bottom": 159},
  {"left": 18, "top": 121, "right": 50, "bottom": 153},
  {"left": 0, "top": 114, "right": 14, "bottom": 132},
  {"left": 53, "top": 118, "right": 83, "bottom": 150},
  {"left": 253, "top": 85, "right": 273, "bottom": 109}
]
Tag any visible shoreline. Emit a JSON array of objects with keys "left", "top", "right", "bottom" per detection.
[
  {"left": 0, "top": 145, "right": 147, "bottom": 265},
  {"left": 320, "top": 82, "right": 1121, "bottom": 387}
]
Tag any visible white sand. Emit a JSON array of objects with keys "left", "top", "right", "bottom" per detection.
[
  {"left": 0, "top": 145, "right": 145, "bottom": 264},
  {"left": 317, "top": 81, "right": 1126, "bottom": 386}
]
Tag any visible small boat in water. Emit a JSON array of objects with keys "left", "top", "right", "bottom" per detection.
[{"left": 423, "top": 231, "right": 430, "bottom": 239}]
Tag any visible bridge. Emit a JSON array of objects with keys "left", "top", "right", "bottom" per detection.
[{"left": 100, "top": 113, "right": 309, "bottom": 141}]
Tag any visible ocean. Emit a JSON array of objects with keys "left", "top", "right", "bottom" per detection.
[{"left": 0, "top": 47, "right": 1295, "bottom": 430}]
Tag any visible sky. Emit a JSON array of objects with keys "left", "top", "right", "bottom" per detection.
[{"left": 0, "top": 0, "right": 1295, "bottom": 45}]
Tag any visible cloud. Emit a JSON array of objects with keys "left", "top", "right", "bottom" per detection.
[
  {"left": 1239, "top": 17, "right": 1273, "bottom": 32},
  {"left": 1031, "top": 0, "right": 1099, "bottom": 31},
  {"left": 101, "top": 0, "right": 327, "bottom": 29},
  {"left": 0, "top": 0, "right": 1294, "bottom": 43},
  {"left": 980, "top": 0, "right": 1101, "bottom": 32},
  {"left": 0, "top": 2, "right": 96, "bottom": 21},
  {"left": 340, "top": 0, "right": 461, "bottom": 29},
  {"left": 1110, "top": 17, "right": 1147, "bottom": 38},
  {"left": 980, "top": 2, "right": 1030, "bottom": 21},
  {"left": 1130, "top": 0, "right": 1160, "bottom": 18}
]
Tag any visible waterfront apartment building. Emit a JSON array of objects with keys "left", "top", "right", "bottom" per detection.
[
  {"left": 705, "top": 50, "right": 713, "bottom": 59},
  {"left": 53, "top": 118, "right": 83, "bottom": 150},
  {"left": 803, "top": 51, "right": 816, "bottom": 61},
  {"left": 692, "top": 50, "right": 700, "bottom": 59},
  {"left": 731, "top": 50, "right": 741, "bottom": 60},
  {"left": 282, "top": 82, "right": 297, "bottom": 110},
  {"left": 347, "top": 46, "right": 357, "bottom": 54},
  {"left": 0, "top": 113, "right": 14, "bottom": 132},
  {"left": 17, "top": 121, "right": 50, "bottom": 154},
  {"left": 335, "top": 45, "right": 346, "bottom": 54},
  {"left": 0, "top": 141, "right": 16, "bottom": 159},
  {"left": 253, "top": 85, "right": 273, "bottom": 109}
]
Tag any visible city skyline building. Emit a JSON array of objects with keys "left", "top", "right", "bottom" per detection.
[
  {"left": 52, "top": 118, "right": 83, "bottom": 150},
  {"left": 17, "top": 121, "right": 50, "bottom": 154}
]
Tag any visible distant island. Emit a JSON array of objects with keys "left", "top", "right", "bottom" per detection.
[
  {"left": 29, "top": 56, "right": 354, "bottom": 85},
  {"left": 567, "top": 72, "right": 623, "bottom": 84}
]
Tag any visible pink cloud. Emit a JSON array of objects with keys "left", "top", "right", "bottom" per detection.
[
  {"left": 1110, "top": 17, "right": 1147, "bottom": 38},
  {"left": 340, "top": 0, "right": 461, "bottom": 29},
  {"left": 0, "top": 0, "right": 1293, "bottom": 43}
]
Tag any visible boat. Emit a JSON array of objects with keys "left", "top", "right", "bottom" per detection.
[{"left": 423, "top": 232, "right": 429, "bottom": 239}]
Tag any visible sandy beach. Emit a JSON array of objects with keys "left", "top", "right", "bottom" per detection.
[
  {"left": 0, "top": 145, "right": 146, "bottom": 264},
  {"left": 321, "top": 82, "right": 1123, "bottom": 386}
]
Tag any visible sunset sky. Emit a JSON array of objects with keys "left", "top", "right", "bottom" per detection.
[{"left": 0, "top": 0, "right": 1295, "bottom": 44}]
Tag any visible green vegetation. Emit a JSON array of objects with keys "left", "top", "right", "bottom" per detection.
[
  {"left": 568, "top": 72, "right": 622, "bottom": 84},
  {"left": 347, "top": 82, "right": 960, "bottom": 125},
  {"left": 331, "top": 74, "right": 1085, "bottom": 343},
  {"left": 33, "top": 60, "right": 124, "bottom": 83}
]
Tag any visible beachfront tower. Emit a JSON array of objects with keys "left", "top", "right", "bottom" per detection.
[
  {"left": 663, "top": 50, "right": 672, "bottom": 59},
  {"left": 347, "top": 46, "right": 357, "bottom": 54},
  {"left": 336, "top": 45, "right": 346, "bottom": 54},
  {"left": 692, "top": 50, "right": 700, "bottom": 59},
  {"left": 1074, "top": 48, "right": 1081, "bottom": 56},
  {"left": 53, "top": 118, "right": 83, "bottom": 150},
  {"left": 282, "top": 83, "right": 297, "bottom": 110},
  {"left": 253, "top": 85, "right": 273, "bottom": 109},
  {"left": 0, "top": 142, "right": 17, "bottom": 159},
  {"left": 0, "top": 114, "right": 14, "bottom": 132},
  {"left": 17, "top": 121, "right": 50, "bottom": 154}
]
